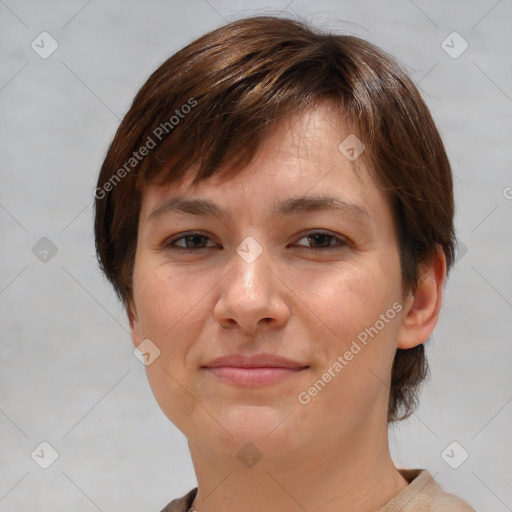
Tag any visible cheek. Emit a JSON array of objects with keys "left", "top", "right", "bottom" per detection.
[
  {"left": 303, "top": 259, "right": 403, "bottom": 399},
  {"left": 134, "top": 262, "right": 201, "bottom": 338},
  {"left": 133, "top": 263, "right": 209, "bottom": 428},
  {"left": 294, "top": 266, "right": 402, "bottom": 429},
  {"left": 301, "top": 261, "right": 397, "bottom": 339},
  {"left": 132, "top": 260, "right": 220, "bottom": 382}
]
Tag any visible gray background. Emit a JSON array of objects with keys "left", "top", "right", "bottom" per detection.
[{"left": 1, "top": 0, "right": 511, "bottom": 510}]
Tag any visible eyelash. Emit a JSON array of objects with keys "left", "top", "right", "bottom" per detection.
[{"left": 163, "top": 230, "right": 349, "bottom": 253}]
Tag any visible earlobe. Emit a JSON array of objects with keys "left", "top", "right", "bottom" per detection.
[
  {"left": 127, "top": 300, "right": 143, "bottom": 348},
  {"left": 397, "top": 246, "right": 446, "bottom": 349}
]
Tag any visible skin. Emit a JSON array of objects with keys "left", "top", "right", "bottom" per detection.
[{"left": 128, "top": 101, "right": 446, "bottom": 512}]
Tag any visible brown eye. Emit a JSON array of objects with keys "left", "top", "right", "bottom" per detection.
[
  {"left": 165, "top": 233, "right": 216, "bottom": 250},
  {"left": 294, "top": 231, "right": 347, "bottom": 251}
]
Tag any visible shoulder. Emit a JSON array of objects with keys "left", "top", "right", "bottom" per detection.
[
  {"left": 430, "top": 491, "right": 477, "bottom": 511},
  {"left": 159, "top": 487, "right": 198, "bottom": 512},
  {"left": 380, "top": 469, "right": 476, "bottom": 511},
  {"left": 427, "top": 474, "right": 476, "bottom": 512}
]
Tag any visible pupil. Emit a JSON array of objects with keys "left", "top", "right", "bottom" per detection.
[
  {"left": 310, "top": 234, "right": 329, "bottom": 247},
  {"left": 188, "top": 235, "right": 203, "bottom": 247}
]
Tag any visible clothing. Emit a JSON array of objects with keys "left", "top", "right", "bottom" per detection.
[{"left": 159, "top": 469, "right": 475, "bottom": 511}]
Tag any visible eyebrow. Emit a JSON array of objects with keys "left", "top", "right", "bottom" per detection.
[{"left": 147, "top": 194, "right": 371, "bottom": 223}]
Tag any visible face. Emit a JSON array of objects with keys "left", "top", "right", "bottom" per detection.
[{"left": 129, "top": 102, "right": 408, "bottom": 465}]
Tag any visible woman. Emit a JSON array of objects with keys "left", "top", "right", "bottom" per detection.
[{"left": 94, "top": 15, "right": 475, "bottom": 512}]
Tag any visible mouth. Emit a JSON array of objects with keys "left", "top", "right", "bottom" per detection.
[
  {"left": 202, "top": 366, "right": 309, "bottom": 386},
  {"left": 201, "top": 353, "right": 309, "bottom": 386}
]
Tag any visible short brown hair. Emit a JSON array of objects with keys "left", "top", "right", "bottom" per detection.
[{"left": 94, "top": 15, "right": 455, "bottom": 422}]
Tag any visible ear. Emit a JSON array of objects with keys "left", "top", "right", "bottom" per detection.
[
  {"left": 127, "top": 299, "right": 143, "bottom": 349},
  {"left": 397, "top": 245, "right": 446, "bottom": 349}
]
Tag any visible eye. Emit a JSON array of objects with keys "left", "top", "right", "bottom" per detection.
[
  {"left": 161, "top": 230, "right": 348, "bottom": 253},
  {"left": 294, "top": 230, "right": 348, "bottom": 251},
  {"left": 164, "top": 232, "right": 217, "bottom": 251}
]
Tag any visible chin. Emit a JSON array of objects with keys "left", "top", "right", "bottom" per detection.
[{"left": 219, "top": 407, "right": 307, "bottom": 446}]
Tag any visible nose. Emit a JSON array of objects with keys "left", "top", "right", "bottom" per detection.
[{"left": 213, "top": 241, "right": 290, "bottom": 334}]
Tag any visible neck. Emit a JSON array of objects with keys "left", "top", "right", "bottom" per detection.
[{"left": 186, "top": 422, "right": 408, "bottom": 512}]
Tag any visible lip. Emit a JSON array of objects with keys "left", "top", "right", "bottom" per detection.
[
  {"left": 202, "top": 353, "right": 309, "bottom": 386},
  {"left": 203, "top": 353, "right": 308, "bottom": 369}
]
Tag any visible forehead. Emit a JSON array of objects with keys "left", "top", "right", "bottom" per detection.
[{"left": 138, "top": 103, "right": 390, "bottom": 226}]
